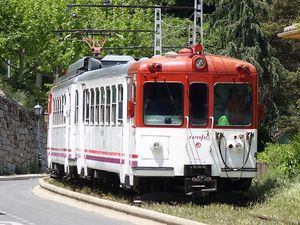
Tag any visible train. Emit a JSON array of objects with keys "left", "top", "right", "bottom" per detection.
[{"left": 47, "top": 44, "right": 261, "bottom": 195}]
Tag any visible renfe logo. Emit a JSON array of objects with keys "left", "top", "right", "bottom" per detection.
[
  {"left": 195, "top": 142, "right": 201, "bottom": 148},
  {"left": 188, "top": 134, "right": 208, "bottom": 141}
]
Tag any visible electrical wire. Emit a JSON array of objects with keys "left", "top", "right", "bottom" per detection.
[{"left": 217, "top": 134, "right": 253, "bottom": 172}]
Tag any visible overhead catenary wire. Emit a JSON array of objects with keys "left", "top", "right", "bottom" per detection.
[
  {"left": 67, "top": 4, "right": 202, "bottom": 12},
  {"left": 62, "top": 3, "right": 203, "bottom": 54},
  {"left": 54, "top": 29, "right": 155, "bottom": 34}
]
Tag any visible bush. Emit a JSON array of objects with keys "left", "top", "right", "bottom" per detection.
[{"left": 258, "top": 133, "right": 300, "bottom": 178}]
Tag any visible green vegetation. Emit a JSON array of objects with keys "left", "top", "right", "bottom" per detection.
[
  {"left": 0, "top": 0, "right": 299, "bottom": 142},
  {"left": 259, "top": 134, "right": 300, "bottom": 178}
]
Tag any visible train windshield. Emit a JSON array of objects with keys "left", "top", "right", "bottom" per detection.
[
  {"left": 143, "top": 82, "right": 183, "bottom": 125},
  {"left": 189, "top": 83, "right": 208, "bottom": 125},
  {"left": 214, "top": 84, "right": 252, "bottom": 126}
]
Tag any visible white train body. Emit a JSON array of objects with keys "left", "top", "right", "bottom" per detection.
[{"left": 48, "top": 45, "right": 259, "bottom": 194}]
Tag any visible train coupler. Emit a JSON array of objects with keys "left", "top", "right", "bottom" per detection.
[{"left": 185, "top": 176, "right": 217, "bottom": 195}]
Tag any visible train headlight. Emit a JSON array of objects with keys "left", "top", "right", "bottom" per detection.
[
  {"left": 235, "top": 142, "right": 242, "bottom": 149},
  {"left": 193, "top": 57, "right": 206, "bottom": 70},
  {"left": 152, "top": 142, "right": 160, "bottom": 151}
]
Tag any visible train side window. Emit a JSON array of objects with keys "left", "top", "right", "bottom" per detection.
[
  {"left": 83, "top": 90, "right": 86, "bottom": 123},
  {"left": 95, "top": 88, "right": 100, "bottom": 125},
  {"left": 112, "top": 85, "right": 117, "bottom": 125},
  {"left": 84, "top": 89, "right": 90, "bottom": 124},
  {"left": 118, "top": 84, "right": 123, "bottom": 125},
  {"left": 55, "top": 97, "right": 58, "bottom": 125},
  {"left": 75, "top": 91, "right": 79, "bottom": 124},
  {"left": 61, "top": 95, "right": 63, "bottom": 124},
  {"left": 63, "top": 94, "right": 66, "bottom": 125},
  {"left": 90, "top": 88, "right": 95, "bottom": 125},
  {"left": 100, "top": 87, "right": 105, "bottom": 125},
  {"left": 58, "top": 97, "right": 61, "bottom": 125},
  {"left": 106, "top": 86, "right": 111, "bottom": 125},
  {"left": 53, "top": 98, "right": 56, "bottom": 125},
  {"left": 189, "top": 83, "right": 208, "bottom": 126}
]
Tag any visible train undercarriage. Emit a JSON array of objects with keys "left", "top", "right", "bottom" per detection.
[{"left": 49, "top": 162, "right": 253, "bottom": 197}]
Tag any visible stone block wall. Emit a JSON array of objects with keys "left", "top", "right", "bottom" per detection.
[{"left": 0, "top": 95, "right": 47, "bottom": 175}]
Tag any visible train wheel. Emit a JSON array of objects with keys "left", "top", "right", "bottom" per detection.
[{"left": 50, "top": 163, "right": 65, "bottom": 179}]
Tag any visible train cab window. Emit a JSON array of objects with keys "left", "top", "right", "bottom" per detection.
[
  {"left": 95, "top": 88, "right": 100, "bottom": 125},
  {"left": 90, "top": 88, "right": 95, "bottom": 125},
  {"left": 75, "top": 91, "right": 79, "bottom": 124},
  {"left": 100, "top": 87, "right": 105, "bottom": 125},
  {"left": 112, "top": 85, "right": 117, "bottom": 125},
  {"left": 118, "top": 84, "right": 123, "bottom": 125},
  {"left": 189, "top": 83, "right": 208, "bottom": 126},
  {"left": 106, "top": 86, "right": 111, "bottom": 125},
  {"left": 143, "top": 82, "right": 183, "bottom": 125},
  {"left": 214, "top": 84, "right": 252, "bottom": 126}
]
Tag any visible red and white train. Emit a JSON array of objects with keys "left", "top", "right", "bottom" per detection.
[{"left": 47, "top": 44, "right": 260, "bottom": 195}]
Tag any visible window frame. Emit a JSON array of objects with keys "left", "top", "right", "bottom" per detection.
[
  {"left": 84, "top": 89, "right": 90, "bottom": 125},
  {"left": 100, "top": 87, "right": 105, "bottom": 126},
  {"left": 189, "top": 82, "right": 209, "bottom": 127},
  {"left": 75, "top": 90, "right": 79, "bottom": 125},
  {"left": 95, "top": 88, "right": 100, "bottom": 126},
  {"left": 111, "top": 85, "right": 117, "bottom": 125},
  {"left": 105, "top": 86, "right": 111, "bottom": 126},
  {"left": 213, "top": 82, "right": 253, "bottom": 127},
  {"left": 117, "top": 84, "right": 123, "bottom": 125},
  {"left": 142, "top": 81, "right": 185, "bottom": 126},
  {"left": 90, "top": 88, "right": 95, "bottom": 125}
]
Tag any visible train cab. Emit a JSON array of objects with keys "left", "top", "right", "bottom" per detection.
[{"left": 127, "top": 44, "right": 258, "bottom": 194}]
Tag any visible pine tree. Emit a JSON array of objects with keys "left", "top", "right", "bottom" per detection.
[{"left": 206, "top": 0, "right": 287, "bottom": 137}]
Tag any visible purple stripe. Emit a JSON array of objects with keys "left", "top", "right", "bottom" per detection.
[
  {"left": 130, "top": 161, "right": 138, "bottom": 167},
  {"left": 51, "top": 153, "right": 66, "bottom": 158},
  {"left": 86, "top": 155, "right": 124, "bottom": 164}
]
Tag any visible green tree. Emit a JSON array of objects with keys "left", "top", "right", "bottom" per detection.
[{"left": 205, "top": 0, "right": 289, "bottom": 137}]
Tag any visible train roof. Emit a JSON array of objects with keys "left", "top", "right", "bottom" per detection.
[
  {"left": 52, "top": 44, "right": 257, "bottom": 92},
  {"left": 52, "top": 55, "right": 135, "bottom": 91},
  {"left": 129, "top": 45, "right": 257, "bottom": 75}
]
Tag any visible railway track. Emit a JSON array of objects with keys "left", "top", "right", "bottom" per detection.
[{"left": 47, "top": 177, "right": 300, "bottom": 225}]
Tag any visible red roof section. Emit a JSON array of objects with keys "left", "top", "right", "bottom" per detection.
[{"left": 129, "top": 44, "right": 257, "bottom": 75}]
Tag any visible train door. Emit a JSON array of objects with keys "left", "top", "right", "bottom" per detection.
[
  {"left": 65, "top": 85, "right": 78, "bottom": 172},
  {"left": 212, "top": 83, "right": 257, "bottom": 175},
  {"left": 62, "top": 88, "right": 72, "bottom": 172},
  {"left": 185, "top": 77, "right": 214, "bottom": 166},
  {"left": 119, "top": 75, "right": 135, "bottom": 187}
]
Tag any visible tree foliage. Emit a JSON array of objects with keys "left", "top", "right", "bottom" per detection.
[
  {"left": 205, "top": 0, "right": 299, "bottom": 138},
  {"left": 0, "top": 0, "right": 298, "bottom": 141},
  {"left": 0, "top": 0, "right": 190, "bottom": 106}
]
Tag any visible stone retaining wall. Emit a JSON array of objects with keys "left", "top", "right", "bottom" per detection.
[{"left": 0, "top": 95, "right": 47, "bottom": 175}]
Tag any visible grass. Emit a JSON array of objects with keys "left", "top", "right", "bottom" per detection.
[{"left": 47, "top": 174, "right": 300, "bottom": 225}]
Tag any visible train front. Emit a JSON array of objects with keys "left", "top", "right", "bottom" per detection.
[{"left": 128, "top": 44, "right": 259, "bottom": 195}]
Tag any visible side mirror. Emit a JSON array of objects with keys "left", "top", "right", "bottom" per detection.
[
  {"left": 258, "top": 103, "right": 264, "bottom": 123},
  {"left": 127, "top": 100, "right": 135, "bottom": 118}
]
